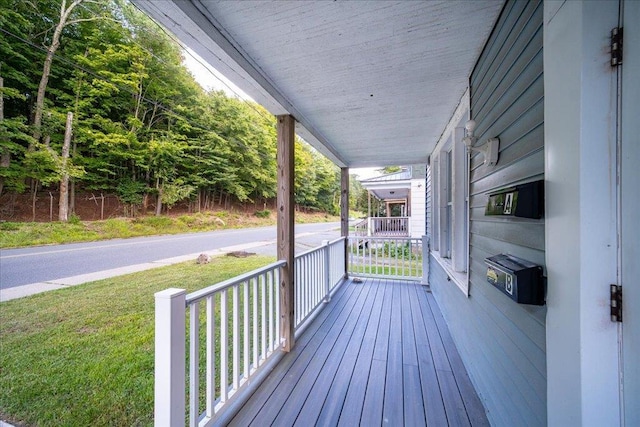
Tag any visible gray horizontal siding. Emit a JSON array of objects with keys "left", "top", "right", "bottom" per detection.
[{"left": 429, "top": 0, "right": 546, "bottom": 426}]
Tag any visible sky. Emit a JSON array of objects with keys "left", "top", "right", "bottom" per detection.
[
  {"left": 181, "top": 48, "right": 382, "bottom": 181},
  {"left": 182, "top": 47, "right": 251, "bottom": 100}
]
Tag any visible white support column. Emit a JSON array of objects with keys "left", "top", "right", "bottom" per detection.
[
  {"left": 544, "top": 1, "right": 620, "bottom": 425},
  {"left": 154, "top": 288, "right": 186, "bottom": 427}
]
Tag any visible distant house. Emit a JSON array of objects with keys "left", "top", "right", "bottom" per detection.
[{"left": 357, "top": 166, "right": 425, "bottom": 238}]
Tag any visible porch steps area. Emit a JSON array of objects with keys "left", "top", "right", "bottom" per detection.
[{"left": 229, "top": 278, "right": 489, "bottom": 426}]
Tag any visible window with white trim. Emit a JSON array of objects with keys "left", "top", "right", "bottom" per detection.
[{"left": 431, "top": 123, "right": 469, "bottom": 295}]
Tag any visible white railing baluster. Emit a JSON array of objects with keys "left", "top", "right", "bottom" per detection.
[
  {"left": 275, "top": 268, "right": 281, "bottom": 347},
  {"left": 252, "top": 277, "right": 258, "bottom": 369},
  {"left": 261, "top": 274, "right": 266, "bottom": 362},
  {"left": 232, "top": 286, "right": 239, "bottom": 391},
  {"left": 243, "top": 282, "right": 249, "bottom": 380},
  {"left": 189, "top": 302, "right": 199, "bottom": 427},
  {"left": 268, "top": 270, "right": 274, "bottom": 352},
  {"left": 220, "top": 289, "right": 228, "bottom": 403},
  {"left": 206, "top": 295, "right": 215, "bottom": 419},
  {"left": 323, "top": 241, "right": 330, "bottom": 302}
]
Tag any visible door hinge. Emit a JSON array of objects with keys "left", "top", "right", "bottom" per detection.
[
  {"left": 611, "top": 27, "right": 623, "bottom": 66},
  {"left": 610, "top": 284, "right": 622, "bottom": 322}
]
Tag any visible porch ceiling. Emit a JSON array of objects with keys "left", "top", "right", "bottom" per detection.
[
  {"left": 133, "top": 0, "right": 504, "bottom": 168},
  {"left": 361, "top": 180, "right": 411, "bottom": 201}
]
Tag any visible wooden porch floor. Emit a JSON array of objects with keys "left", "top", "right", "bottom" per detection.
[{"left": 229, "top": 278, "right": 489, "bottom": 426}]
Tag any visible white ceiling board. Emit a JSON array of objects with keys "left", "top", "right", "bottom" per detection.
[{"left": 133, "top": 0, "right": 504, "bottom": 168}]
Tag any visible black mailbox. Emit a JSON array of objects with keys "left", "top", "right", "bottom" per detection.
[
  {"left": 485, "top": 254, "right": 544, "bottom": 305},
  {"left": 485, "top": 180, "right": 544, "bottom": 219}
]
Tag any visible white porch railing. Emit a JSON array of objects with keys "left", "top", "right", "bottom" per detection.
[
  {"left": 294, "top": 237, "right": 346, "bottom": 329},
  {"left": 354, "top": 216, "right": 411, "bottom": 237},
  {"left": 369, "top": 216, "right": 410, "bottom": 237},
  {"left": 348, "top": 236, "right": 423, "bottom": 280},
  {"left": 353, "top": 218, "right": 368, "bottom": 236},
  {"left": 154, "top": 238, "right": 347, "bottom": 427}
]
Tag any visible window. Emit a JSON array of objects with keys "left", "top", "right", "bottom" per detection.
[{"left": 431, "top": 117, "right": 469, "bottom": 295}]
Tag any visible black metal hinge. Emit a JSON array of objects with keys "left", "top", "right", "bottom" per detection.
[
  {"left": 611, "top": 27, "right": 623, "bottom": 66},
  {"left": 610, "top": 284, "right": 622, "bottom": 322}
]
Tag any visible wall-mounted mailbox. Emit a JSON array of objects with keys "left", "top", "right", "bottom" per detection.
[
  {"left": 485, "top": 180, "right": 544, "bottom": 219},
  {"left": 485, "top": 254, "right": 545, "bottom": 305}
]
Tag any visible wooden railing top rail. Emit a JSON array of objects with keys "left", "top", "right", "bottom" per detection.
[
  {"left": 295, "top": 236, "right": 345, "bottom": 259},
  {"left": 185, "top": 260, "right": 287, "bottom": 305}
]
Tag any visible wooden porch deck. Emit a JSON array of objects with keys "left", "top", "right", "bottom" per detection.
[{"left": 229, "top": 278, "right": 489, "bottom": 426}]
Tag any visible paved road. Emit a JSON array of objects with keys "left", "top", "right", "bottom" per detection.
[{"left": 0, "top": 222, "right": 341, "bottom": 290}]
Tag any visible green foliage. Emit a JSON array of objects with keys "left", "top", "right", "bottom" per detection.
[
  {"left": 254, "top": 209, "right": 271, "bottom": 218},
  {"left": 116, "top": 179, "right": 145, "bottom": 206},
  {"left": 68, "top": 213, "right": 81, "bottom": 225},
  {"left": 0, "top": 0, "right": 341, "bottom": 214}
]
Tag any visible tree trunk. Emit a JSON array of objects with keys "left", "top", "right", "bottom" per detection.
[
  {"left": 155, "top": 178, "right": 162, "bottom": 216},
  {"left": 58, "top": 112, "right": 72, "bottom": 221},
  {"left": 69, "top": 180, "right": 75, "bottom": 214},
  {"left": 32, "top": 0, "right": 83, "bottom": 145},
  {"left": 31, "top": 184, "right": 38, "bottom": 222},
  {"left": 0, "top": 75, "right": 7, "bottom": 196}
]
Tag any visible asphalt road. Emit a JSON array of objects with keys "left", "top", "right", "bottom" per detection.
[{"left": 0, "top": 222, "right": 341, "bottom": 290}]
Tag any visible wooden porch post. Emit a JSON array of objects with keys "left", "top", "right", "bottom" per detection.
[
  {"left": 341, "top": 168, "right": 349, "bottom": 277},
  {"left": 277, "top": 114, "right": 295, "bottom": 352},
  {"left": 367, "top": 190, "right": 371, "bottom": 218}
]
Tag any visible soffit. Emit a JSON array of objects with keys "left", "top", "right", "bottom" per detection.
[{"left": 134, "top": 0, "right": 504, "bottom": 167}]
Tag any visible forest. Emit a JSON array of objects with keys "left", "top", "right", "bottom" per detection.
[{"left": 0, "top": 0, "right": 365, "bottom": 221}]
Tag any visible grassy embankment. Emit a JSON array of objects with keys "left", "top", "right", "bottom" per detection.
[
  {"left": 0, "top": 255, "right": 276, "bottom": 427},
  {"left": 0, "top": 210, "right": 340, "bottom": 249}
]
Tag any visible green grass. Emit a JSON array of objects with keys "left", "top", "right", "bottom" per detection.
[
  {"left": 0, "top": 255, "right": 275, "bottom": 427},
  {"left": 0, "top": 210, "right": 339, "bottom": 249}
]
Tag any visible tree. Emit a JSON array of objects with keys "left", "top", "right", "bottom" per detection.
[{"left": 31, "top": 0, "right": 104, "bottom": 144}]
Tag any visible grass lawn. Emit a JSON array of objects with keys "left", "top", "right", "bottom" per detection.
[
  {"left": 0, "top": 255, "right": 275, "bottom": 427},
  {"left": 0, "top": 210, "right": 339, "bottom": 249}
]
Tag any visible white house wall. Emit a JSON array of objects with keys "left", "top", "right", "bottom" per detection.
[{"left": 410, "top": 178, "right": 425, "bottom": 238}]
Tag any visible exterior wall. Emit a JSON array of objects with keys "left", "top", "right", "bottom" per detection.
[
  {"left": 429, "top": 0, "right": 547, "bottom": 425},
  {"left": 410, "top": 177, "right": 425, "bottom": 238}
]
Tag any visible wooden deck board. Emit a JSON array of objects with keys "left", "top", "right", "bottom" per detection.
[
  {"left": 408, "top": 284, "right": 449, "bottom": 426},
  {"left": 290, "top": 279, "right": 381, "bottom": 425},
  {"left": 230, "top": 278, "right": 488, "bottom": 426},
  {"left": 314, "top": 279, "right": 386, "bottom": 427},
  {"left": 382, "top": 284, "right": 405, "bottom": 425},
  {"left": 228, "top": 280, "right": 362, "bottom": 426},
  {"left": 335, "top": 281, "right": 390, "bottom": 427},
  {"left": 253, "top": 282, "right": 372, "bottom": 425}
]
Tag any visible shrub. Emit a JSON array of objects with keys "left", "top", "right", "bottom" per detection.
[
  {"left": 254, "top": 209, "right": 271, "bottom": 218},
  {"left": 68, "top": 213, "right": 82, "bottom": 225}
]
